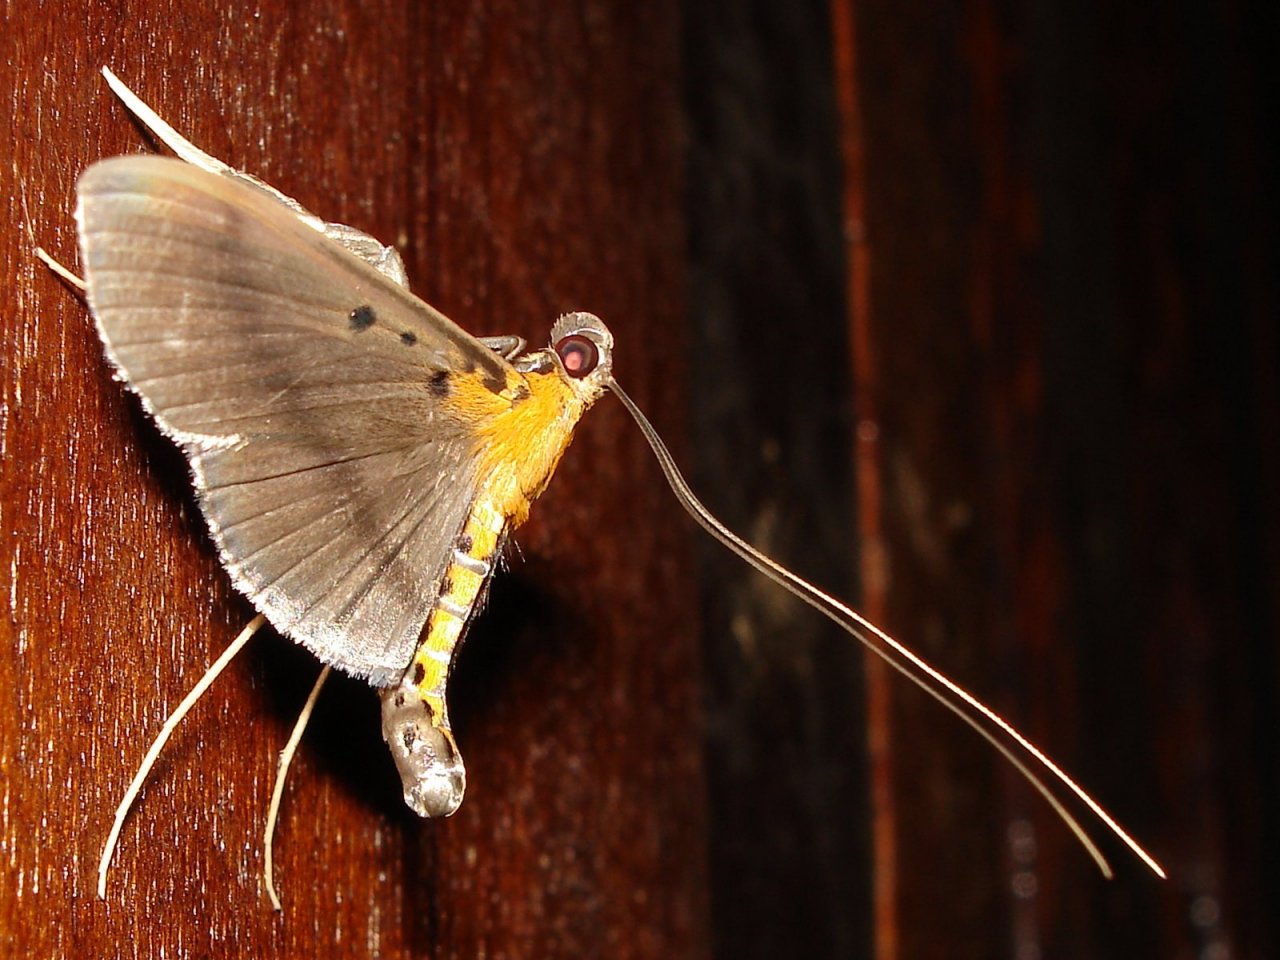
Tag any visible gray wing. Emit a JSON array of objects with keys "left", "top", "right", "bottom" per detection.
[{"left": 78, "top": 156, "right": 516, "bottom": 685}]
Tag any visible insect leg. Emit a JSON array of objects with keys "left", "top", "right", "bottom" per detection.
[{"left": 477, "top": 335, "right": 527, "bottom": 360}]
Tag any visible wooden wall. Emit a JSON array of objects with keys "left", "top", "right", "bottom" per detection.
[{"left": 2, "top": 1, "right": 1274, "bottom": 957}]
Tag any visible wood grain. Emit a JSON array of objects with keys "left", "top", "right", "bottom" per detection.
[
  {"left": 830, "top": 0, "right": 1279, "bottom": 957},
  {"left": 4, "top": 2, "right": 1276, "bottom": 958},
  {"left": 1, "top": 3, "right": 706, "bottom": 957}
]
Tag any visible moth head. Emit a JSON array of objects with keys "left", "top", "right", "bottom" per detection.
[{"left": 548, "top": 312, "right": 614, "bottom": 401}]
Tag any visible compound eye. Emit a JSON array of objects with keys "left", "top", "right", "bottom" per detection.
[{"left": 555, "top": 334, "right": 599, "bottom": 379}]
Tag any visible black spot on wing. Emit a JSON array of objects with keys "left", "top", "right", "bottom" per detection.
[
  {"left": 349, "top": 305, "right": 377, "bottom": 331},
  {"left": 429, "top": 370, "right": 450, "bottom": 398},
  {"left": 400, "top": 330, "right": 418, "bottom": 346},
  {"left": 451, "top": 336, "right": 513, "bottom": 395}
]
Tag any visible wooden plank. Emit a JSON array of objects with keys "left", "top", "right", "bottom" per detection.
[
  {"left": 683, "top": 3, "right": 869, "bottom": 958},
  {"left": 832, "top": 0, "right": 1278, "bottom": 957},
  {"left": 0, "top": 3, "right": 707, "bottom": 957}
]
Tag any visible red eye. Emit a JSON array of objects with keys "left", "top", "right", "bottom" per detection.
[{"left": 555, "top": 334, "right": 599, "bottom": 379}]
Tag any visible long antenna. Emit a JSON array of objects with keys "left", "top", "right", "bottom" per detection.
[{"left": 608, "top": 379, "right": 1165, "bottom": 879}]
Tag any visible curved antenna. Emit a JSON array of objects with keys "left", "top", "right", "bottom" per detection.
[{"left": 608, "top": 378, "right": 1164, "bottom": 880}]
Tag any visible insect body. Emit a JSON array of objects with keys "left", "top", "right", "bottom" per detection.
[
  {"left": 374, "top": 316, "right": 613, "bottom": 817},
  {"left": 79, "top": 151, "right": 614, "bottom": 820}
]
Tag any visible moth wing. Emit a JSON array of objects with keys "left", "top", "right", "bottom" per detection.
[{"left": 78, "top": 155, "right": 517, "bottom": 684}]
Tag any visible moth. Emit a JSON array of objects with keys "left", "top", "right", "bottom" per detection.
[{"left": 39, "top": 69, "right": 1163, "bottom": 908}]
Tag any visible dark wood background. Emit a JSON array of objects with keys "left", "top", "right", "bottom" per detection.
[{"left": 2, "top": 1, "right": 1274, "bottom": 958}]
